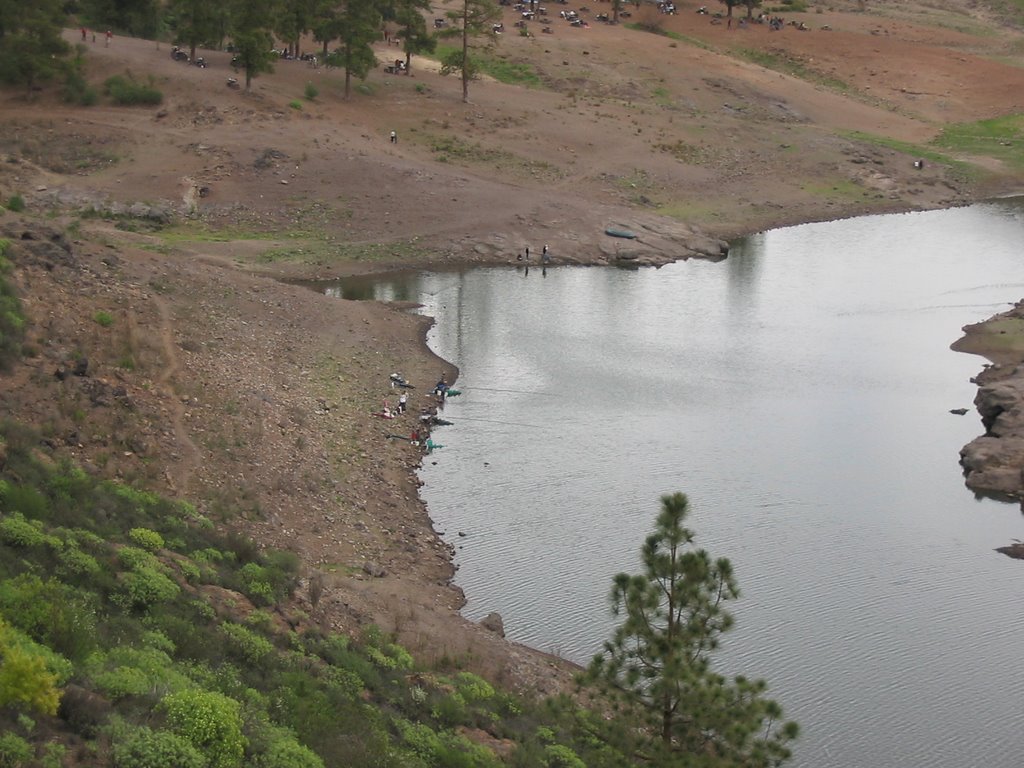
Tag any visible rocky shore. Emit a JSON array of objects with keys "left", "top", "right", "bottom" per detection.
[{"left": 954, "top": 300, "right": 1024, "bottom": 558}]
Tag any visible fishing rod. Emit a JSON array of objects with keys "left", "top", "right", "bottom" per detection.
[
  {"left": 439, "top": 415, "right": 549, "bottom": 430},
  {"left": 444, "top": 385, "right": 559, "bottom": 397}
]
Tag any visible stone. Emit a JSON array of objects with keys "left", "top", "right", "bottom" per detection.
[{"left": 480, "top": 612, "right": 505, "bottom": 637}]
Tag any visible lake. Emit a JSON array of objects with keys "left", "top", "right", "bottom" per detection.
[{"left": 328, "top": 199, "right": 1024, "bottom": 768}]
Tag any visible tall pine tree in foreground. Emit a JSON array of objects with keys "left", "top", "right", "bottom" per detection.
[{"left": 588, "top": 492, "right": 799, "bottom": 767}]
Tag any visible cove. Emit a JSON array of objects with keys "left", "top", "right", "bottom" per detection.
[{"left": 329, "top": 198, "right": 1024, "bottom": 768}]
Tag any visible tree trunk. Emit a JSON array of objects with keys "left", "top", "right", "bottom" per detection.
[{"left": 461, "top": 13, "right": 469, "bottom": 102}]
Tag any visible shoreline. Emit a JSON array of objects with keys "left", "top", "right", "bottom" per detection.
[{"left": 375, "top": 192, "right": 1024, "bottom": 655}]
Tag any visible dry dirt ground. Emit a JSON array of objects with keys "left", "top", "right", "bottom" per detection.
[{"left": 1, "top": 0, "right": 1024, "bottom": 693}]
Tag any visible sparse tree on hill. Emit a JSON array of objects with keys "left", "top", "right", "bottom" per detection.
[
  {"left": 439, "top": 0, "right": 500, "bottom": 103},
  {"left": 0, "top": 0, "right": 69, "bottom": 95},
  {"left": 81, "top": 0, "right": 161, "bottom": 37},
  {"left": 717, "top": 0, "right": 742, "bottom": 18},
  {"left": 229, "top": 0, "right": 278, "bottom": 90},
  {"left": 393, "top": 0, "right": 435, "bottom": 74},
  {"left": 167, "top": 0, "right": 219, "bottom": 63},
  {"left": 327, "top": 0, "right": 381, "bottom": 99},
  {"left": 587, "top": 492, "right": 799, "bottom": 766},
  {"left": 311, "top": 0, "right": 346, "bottom": 56},
  {"left": 742, "top": 0, "right": 762, "bottom": 18},
  {"left": 276, "top": 0, "right": 319, "bottom": 58}
]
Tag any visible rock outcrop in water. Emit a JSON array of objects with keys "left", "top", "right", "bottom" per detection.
[{"left": 954, "top": 300, "right": 1024, "bottom": 558}]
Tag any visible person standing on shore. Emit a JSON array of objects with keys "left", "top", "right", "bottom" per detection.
[{"left": 398, "top": 392, "right": 408, "bottom": 413}]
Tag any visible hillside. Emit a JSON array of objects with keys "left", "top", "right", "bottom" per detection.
[{"left": 1, "top": 0, "right": 1024, "bottom": 762}]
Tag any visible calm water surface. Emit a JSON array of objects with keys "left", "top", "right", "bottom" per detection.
[{"left": 334, "top": 200, "right": 1024, "bottom": 768}]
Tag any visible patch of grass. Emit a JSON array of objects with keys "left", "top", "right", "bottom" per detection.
[
  {"left": 427, "top": 134, "right": 561, "bottom": 179},
  {"left": 736, "top": 48, "right": 850, "bottom": 92},
  {"left": 657, "top": 199, "right": 732, "bottom": 222},
  {"left": 801, "top": 178, "right": 866, "bottom": 201},
  {"left": 843, "top": 130, "right": 979, "bottom": 179},
  {"left": 356, "top": 82, "right": 375, "bottom": 96},
  {"left": 651, "top": 86, "right": 672, "bottom": 106},
  {"left": 157, "top": 224, "right": 286, "bottom": 244},
  {"left": 104, "top": 74, "right": 163, "bottom": 106},
  {"left": 93, "top": 311, "right": 114, "bottom": 328},
  {"left": 433, "top": 45, "right": 542, "bottom": 87},
  {"left": 624, "top": 22, "right": 713, "bottom": 50},
  {"left": 304, "top": 82, "right": 319, "bottom": 100},
  {"left": 655, "top": 139, "right": 714, "bottom": 163},
  {"left": 6, "top": 195, "right": 24, "bottom": 212},
  {"left": 932, "top": 114, "right": 1024, "bottom": 169},
  {"left": 288, "top": 99, "right": 303, "bottom": 110}
]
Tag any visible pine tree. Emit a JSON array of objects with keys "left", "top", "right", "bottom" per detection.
[
  {"left": 588, "top": 492, "right": 799, "bottom": 766},
  {"left": 229, "top": 0, "right": 278, "bottom": 91},
  {"left": 393, "top": 0, "right": 435, "bottom": 74},
  {"left": 329, "top": 0, "right": 381, "bottom": 99},
  {"left": 0, "top": 0, "right": 69, "bottom": 95},
  {"left": 439, "top": 0, "right": 500, "bottom": 103},
  {"left": 168, "top": 0, "right": 219, "bottom": 63}
]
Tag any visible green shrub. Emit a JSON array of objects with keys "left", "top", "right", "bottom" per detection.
[
  {"left": 303, "top": 82, "right": 318, "bottom": 101},
  {"left": 0, "top": 242, "right": 24, "bottom": 371},
  {"left": 161, "top": 689, "right": 246, "bottom": 768},
  {"left": 0, "top": 619, "right": 71, "bottom": 715},
  {"left": 0, "top": 513, "right": 47, "bottom": 547},
  {"left": 87, "top": 646, "right": 190, "bottom": 697},
  {"left": 40, "top": 743, "right": 66, "bottom": 768},
  {"left": 543, "top": 744, "right": 586, "bottom": 768},
  {"left": 288, "top": 100, "right": 302, "bottom": 110},
  {"left": 258, "top": 737, "right": 325, "bottom": 768},
  {"left": 0, "top": 732, "right": 32, "bottom": 768},
  {"left": 455, "top": 672, "right": 495, "bottom": 702},
  {"left": 221, "top": 622, "right": 274, "bottom": 663},
  {"left": 118, "top": 546, "right": 160, "bottom": 571},
  {"left": 93, "top": 310, "right": 114, "bottom": 327},
  {"left": 104, "top": 75, "right": 163, "bottom": 106},
  {"left": 0, "top": 575, "right": 97, "bottom": 661},
  {"left": 128, "top": 528, "right": 164, "bottom": 552},
  {"left": 94, "top": 665, "right": 151, "bottom": 699},
  {"left": 117, "top": 567, "right": 180, "bottom": 609},
  {"left": 0, "top": 485, "right": 48, "bottom": 520},
  {"left": 5, "top": 196, "right": 24, "bottom": 213},
  {"left": 110, "top": 724, "right": 206, "bottom": 768},
  {"left": 57, "top": 545, "right": 101, "bottom": 577},
  {"left": 65, "top": 76, "right": 99, "bottom": 106}
]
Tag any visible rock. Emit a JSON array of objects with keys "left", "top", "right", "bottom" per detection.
[
  {"left": 480, "top": 612, "right": 505, "bottom": 637},
  {"left": 73, "top": 358, "right": 89, "bottom": 377},
  {"left": 362, "top": 561, "right": 386, "bottom": 578},
  {"left": 950, "top": 408, "right": 969, "bottom": 415},
  {"left": 996, "top": 542, "right": 1024, "bottom": 560}
]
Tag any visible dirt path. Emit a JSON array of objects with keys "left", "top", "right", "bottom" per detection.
[{"left": 150, "top": 294, "right": 203, "bottom": 495}]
